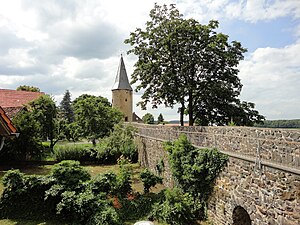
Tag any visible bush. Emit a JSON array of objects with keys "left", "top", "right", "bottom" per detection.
[
  {"left": 54, "top": 145, "right": 98, "bottom": 162},
  {"left": 90, "top": 172, "right": 118, "bottom": 195},
  {"left": 115, "top": 160, "right": 132, "bottom": 197},
  {"left": 51, "top": 160, "right": 91, "bottom": 189},
  {"left": 164, "top": 134, "right": 228, "bottom": 219},
  {"left": 0, "top": 170, "right": 56, "bottom": 219},
  {"left": 88, "top": 207, "right": 121, "bottom": 225},
  {"left": 140, "top": 168, "right": 163, "bottom": 193},
  {"left": 56, "top": 190, "right": 116, "bottom": 224},
  {"left": 152, "top": 188, "right": 196, "bottom": 225},
  {"left": 97, "top": 124, "right": 137, "bottom": 163}
]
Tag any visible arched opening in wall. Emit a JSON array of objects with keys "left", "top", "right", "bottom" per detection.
[
  {"left": 232, "top": 206, "right": 251, "bottom": 225},
  {"left": 125, "top": 116, "right": 128, "bottom": 122}
]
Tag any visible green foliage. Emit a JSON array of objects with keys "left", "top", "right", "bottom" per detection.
[
  {"left": 53, "top": 145, "right": 97, "bottom": 162},
  {"left": 157, "top": 113, "right": 164, "bottom": 124},
  {"left": 164, "top": 135, "right": 228, "bottom": 218},
  {"left": 56, "top": 190, "right": 117, "bottom": 224},
  {"left": 155, "top": 158, "right": 165, "bottom": 175},
  {"left": 152, "top": 188, "right": 196, "bottom": 225},
  {"left": 140, "top": 168, "right": 163, "bottom": 193},
  {"left": 90, "top": 172, "right": 118, "bottom": 195},
  {"left": 16, "top": 85, "right": 40, "bottom": 92},
  {"left": 88, "top": 207, "right": 121, "bottom": 225},
  {"left": 59, "top": 90, "right": 75, "bottom": 124},
  {"left": 0, "top": 170, "right": 56, "bottom": 219},
  {"left": 142, "top": 113, "right": 155, "bottom": 124},
  {"left": 1, "top": 110, "right": 44, "bottom": 160},
  {"left": 116, "top": 160, "right": 132, "bottom": 197},
  {"left": 255, "top": 119, "right": 300, "bottom": 128},
  {"left": 0, "top": 161, "right": 123, "bottom": 224},
  {"left": 51, "top": 160, "right": 91, "bottom": 189},
  {"left": 73, "top": 94, "right": 123, "bottom": 145},
  {"left": 2, "top": 170, "right": 25, "bottom": 190},
  {"left": 126, "top": 4, "right": 264, "bottom": 126},
  {"left": 29, "top": 95, "right": 61, "bottom": 149},
  {"left": 97, "top": 124, "right": 137, "bottom": 163},
  {"left": 117, "top": 192, "right": 165, "bottom": 222}
]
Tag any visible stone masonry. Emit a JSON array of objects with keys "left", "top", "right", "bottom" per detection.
[{"left": 133, "top": 123, "right": 300, "bottom": 225}]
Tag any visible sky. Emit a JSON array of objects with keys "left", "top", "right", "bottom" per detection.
[{"left": 0, "top": 0, "right": 299, "bottom": 121}]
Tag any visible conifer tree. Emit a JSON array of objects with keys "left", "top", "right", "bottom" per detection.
[{"left": 60, "top": 90, "right": 74, "bottom": 123}]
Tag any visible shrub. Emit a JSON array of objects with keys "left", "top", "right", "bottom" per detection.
[
  {"left": 117, "top": 192, "right": 165, "bottom": 222},
  {"left": 54, "top": 145, "right": 97, "bottom": 162},
  {"left": 140, "top": 168, "right": 163, "bottom": 193},
  {"left": 0, "top": 170, "right": 56, "bottom": 219},
  {"left": 152, "top": 188, "right": 196, "bottom": 225},
  {"left": 88, "top": 207, "right": 121, "bottom": 225},
  {"left": 164, "top": 134, "right": 228, "bottom": 219},
  {"left": 51, "top": 160, "right": 91, "bottom": 189},
  {"left": 97, "top": 124, "right": 137, "bottom": 163},
  {"left": 56, "top": 190, "right": 112, "bottom": 224},
  {"left": 90, "top": 172, "right": 118, "bottom": 195},
  {"left": 115, "top": 160, "right": 132, "bottom": 197}
]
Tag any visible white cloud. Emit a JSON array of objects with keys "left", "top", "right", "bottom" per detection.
[
  {"left": 239, "top": 41, "right": 300, "bottom": 119},
  {"left": 0, "top": 0, "right": 299, "bottom": 121},
  {"left": 225, "top": 0, "right": 300, "bottom": 23}
]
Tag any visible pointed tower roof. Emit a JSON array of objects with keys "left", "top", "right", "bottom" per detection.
[{"left": 112, "top": 55, "right": 132, "bottom": 91}]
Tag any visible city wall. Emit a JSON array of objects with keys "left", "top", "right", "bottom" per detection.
[{"left": 133, "top": 123, "right": 300, "bottom": 224}]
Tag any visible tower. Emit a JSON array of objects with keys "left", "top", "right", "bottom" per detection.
[{"left": 112, "top": 55, "right": 133, "bottom": 122}]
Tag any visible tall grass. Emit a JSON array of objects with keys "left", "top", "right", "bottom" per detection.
[{"left": 53, "top": 144, "right": 97, "bottom": 162}]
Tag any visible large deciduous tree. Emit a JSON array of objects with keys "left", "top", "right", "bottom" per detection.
[
  {"left": 72, "top": 94, "right": 123, "bottom": 145},
  {"left": 29, "top": 95, "right": 62, "bottom": 150},
  {"left": 125, "top": 3, "right": 264, "bottom": 126}
]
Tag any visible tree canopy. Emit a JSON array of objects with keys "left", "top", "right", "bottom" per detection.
[
  {"left": 16, "top": 85, "right": 41, "bottom": 92},
  {"left": 125, "top": 4, "right": 264, "bottom": 126},
  {"left": 157, "top": 113, "right": 164, "bottom": 124},
  {"left": 72, "top": 94, "right": 123, "bottom": 145},
  {"left": 60, "top": 90, "right": 75, "bottom": 124},
  {"left": 142, "top": 113, "right": 155, "bottom": 124}
]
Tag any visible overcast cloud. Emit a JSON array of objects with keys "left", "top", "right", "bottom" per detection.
[{"left": 0, "top": 0, "right": 299, "bottom": 120}]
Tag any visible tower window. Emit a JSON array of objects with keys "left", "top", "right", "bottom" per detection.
[{"left": 125, "top": 98, "right": 127, "bottom": 102}]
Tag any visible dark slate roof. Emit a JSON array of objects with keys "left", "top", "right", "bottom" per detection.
[{"left": 112, "top": 55, "right": 132, "bottom": 91}]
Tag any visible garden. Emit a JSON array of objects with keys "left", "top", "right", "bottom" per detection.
[
  {"left": 0, "top": 91, "right": 228, "bottom": 224},
  {"left": 0, "top": 130, "right": 228, "bottom": 225}
]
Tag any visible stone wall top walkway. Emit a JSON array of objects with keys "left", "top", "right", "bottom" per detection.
[{"left": 132, "top": 123, "right": 300, "bottom": 174}]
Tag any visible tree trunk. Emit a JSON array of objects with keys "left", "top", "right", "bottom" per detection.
[
  {"left": 92, "top": 138, "right": 96, "bottom": 146},
  {"left": 188, "top": 90, "right": 194, "bottom": 126},
  {"left": 180, "top": 102, "right": 185, "bottom": 126}
]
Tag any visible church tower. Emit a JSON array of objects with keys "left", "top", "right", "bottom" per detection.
[{"left": 112, "top": 55, "right": 133, "bottom": 122}]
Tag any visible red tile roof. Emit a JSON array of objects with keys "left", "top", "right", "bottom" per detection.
[
  {"left": 0, "top": 89, "right": 44, "bottom": 118},
  {"left": 0, "top": 89, "right": 44, "bottom": 108}
]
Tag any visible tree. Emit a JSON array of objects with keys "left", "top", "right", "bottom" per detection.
[
  {"left": 1, "top": 110, "right": 44, "bottom": 160},
  {"left": 60, "top": 90, "right": 74, "bottom": 123},
  {"left": 157, "top": 113, "right": 164, "bottom": 124},
  {"left": 16, "top": 85, "right": 40, "bottom": 92},
  {"left": 29, "top": 95, "right": 62, "bottom": 150},
  {"left": 125, "top": 4, "right": 264, "bottom": 126},
  {"left": 142, "top": 113, "right": 154, "bottom": 124},
  {"left": 72, "top": 94, "right": 123, "bottom": 145}
]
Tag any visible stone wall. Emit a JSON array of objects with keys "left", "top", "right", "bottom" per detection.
[{"left": 133, "top": 123, "right": 300, "bottom": 225}]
